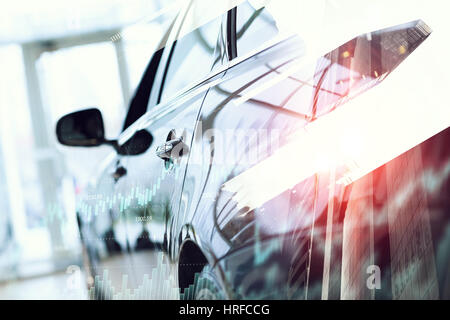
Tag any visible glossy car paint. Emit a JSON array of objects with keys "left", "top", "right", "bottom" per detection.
[{"left": 73, "top": 2, "right": 447, "bottom": 299}]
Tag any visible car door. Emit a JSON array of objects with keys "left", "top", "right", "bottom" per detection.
[
  {"left": 76, "top": 3, "right": 228, "bottom": 297},
  {"left": 107, "top": 2, "right": 228, "bottom": 293}
]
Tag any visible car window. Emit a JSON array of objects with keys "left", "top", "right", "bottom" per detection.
[
  {"left": 235, "top": 1, "right": 279, "bottom": 57},
  {"left": 157, "top": 10, "right": 222, "bottom": 103},
  {"left": 121, "top": 16, "right": 176, "bottom": 132},
  {"left": 121, "top": 48, "right": 164, "bottom": 131}
]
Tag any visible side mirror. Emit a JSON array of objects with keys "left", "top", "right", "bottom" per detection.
[
  {"left": 56, "top": 108, "right": 105, "bottom": 147},
  {"left": 117, "top": 129, "right": 153, "bottom": 156},
  {"left": 56, "top": 108, "right": 153, "bottom": 156}
]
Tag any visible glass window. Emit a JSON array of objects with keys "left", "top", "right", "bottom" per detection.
[
  {"left": 158, "top": 10, "right": 222, "bottom": 102},
  {"left": 123, "top": 23, "right": 166, "bottom": 94},
  {"left": 0, "top": 44, "right": 53, "bottom": 275},
  {"left": 121, "top": 8, "right": 177, "bottom": 103},
  {"left": 37, "top": 42, "right": 125, "bottom": 185},
  {"left": 38, "top": 42, "right": 124, "bottom": 138},
  {"left": 119, "top": 10, "right": 177, "bottom": 132},
  {"left": 235, "top": 1, "right": 279, "bottom": 57}
]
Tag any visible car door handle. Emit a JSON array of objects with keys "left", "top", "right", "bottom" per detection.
[
  {"left": 112, "top": 165, "right": 127, "bottom": 182},
  {"left": 155, "top": 136, "right": 187, "bottom": 160}
]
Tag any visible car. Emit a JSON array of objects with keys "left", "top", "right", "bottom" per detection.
[{"left": 56, "top": 1, "right": 449, "bottom": 300}]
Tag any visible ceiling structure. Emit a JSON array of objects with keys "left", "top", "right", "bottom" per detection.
[{"left": 0, "top": 0, "right": 172, "bottom": 44}]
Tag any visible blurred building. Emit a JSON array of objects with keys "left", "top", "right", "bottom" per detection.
[
  {"left": 319, "top": 128, "right": 450, "bottom": 300},
  {"left": 0, "top": 0, "right": 174, "bottom": 283}
]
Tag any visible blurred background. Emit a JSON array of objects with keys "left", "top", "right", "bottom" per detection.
[{"left": 0, "top": 0, "right": 177, "bottom": 299}]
